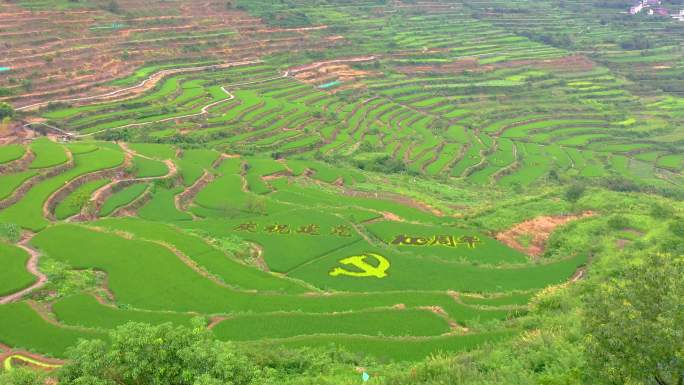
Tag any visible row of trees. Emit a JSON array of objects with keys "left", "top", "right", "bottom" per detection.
[{"left": 1, "top": 320, "right": 362, "bottom": 385}]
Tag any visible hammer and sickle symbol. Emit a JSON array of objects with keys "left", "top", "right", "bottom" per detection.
[{"left": 329, "top": 253, "right": 390, "bottom": 278}]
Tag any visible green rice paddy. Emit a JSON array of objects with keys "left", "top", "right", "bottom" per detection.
[
  {"left": 0, "top": 0, "right": 681, "bottom": 366},
  {"left": 0, "top": 243, "right": 35, "bottom": 297},
  {"left": 0, "top": 137, "right": 590, "bottom": 361}
]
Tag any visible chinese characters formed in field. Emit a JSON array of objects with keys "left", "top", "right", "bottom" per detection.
[
  {"left": 234, "top": 221, "right": 258, "bottom": 232},
  {"left": 265, "top": 223, "right": 290, "bottom": 234},
  {"left": 330, "top": 225, "right": 352, "bottom": 237},
  {"left": 297, "top": 224, "right": 320, "bottom": 235},
  {"left": 391, "top": 234, "right": 482, "bottom": 248},
  {"left": 233, "top": 222, "right": 352, "bottom": 237}
]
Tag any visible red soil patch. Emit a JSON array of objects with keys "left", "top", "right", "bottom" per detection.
[
  {"left": 382, "top": 211, "right": 402, "bottom": 222},
  {"left": 293, "top": 64, "right": 372, "bottom": 83},
  {"left": 396, "top": 58, "right": 480, "bottom": 74},
  {"left": 0, "top": 121, "right": 39, "bottom": 144},
  {"left": 261, "top": 170, "right": 292, "bottom": 181},
  {"left": 418, "top": 305, "right": 466, "bottom": 332},
  {"left": 570, "top": 267, "right": 586, "bottom": 283},
  {"left": 253, "top": 25, "right": 328, "bottom": 34},
  {"left": 287, "top": 56, "right": 379, "bottom": 92},
  {"left": 287, "top": 56, "right": 377, "bottom": 75},
  {"left": 175, "top": 170, "right": 215, "bottom": 212},
  {"left": 249, "top": 244, "right": 270, "bottom": 272},
  {"left": 495, "top": 211, "right": 595, "bottom": 258},
  {"left": 616, "top": 239, "right": 632, "bottom": 249},
  {"left": 207, "top": 316, "right": 229, "bottom": 330}
]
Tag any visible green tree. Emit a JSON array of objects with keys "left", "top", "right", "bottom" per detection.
[
  {"left": 669, "top": 218, "right": 684, "bottom": 237},
  {"left": 59, "top": 321, "right": 271, "bottom": 385},
  {"left": 0, "top": 367, "right": 45, "bottom": 385},
  {"left": 564, "top": 184, "right": 585, "bottom": 203},
  {"left": 106, "top": 0, "right": 121, "bottom": 14},
  {"left": 606, "top": 214, "right": 629, "bottom": 230},
  {"left": 0, "top": 102, "right": 14, "bottom": 120},
  {"left": 69, "top": 191, "right": 91, "bottom": 214},
  {"left": 651, "top": 203, "right": 672, "bottom": 219},
  {"left": 584, "top": 254, "right": 684, "bottom": 385}
]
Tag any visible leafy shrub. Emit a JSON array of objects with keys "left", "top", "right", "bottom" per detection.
[
  {"left": 0, "top": 368, "right": 45, "bottom": 385},
  {"left": 564, "top": 184, "right": 585, "bottom": 203},
  {"left": 669, "top": 218, "right": 684, "bottom": 237},
  {"left": 0, "top": 222, "right": 21, "bottom": 242},
  {"left": 0, "top": 102, "right": 14, "bottom": 120},
  {"left": 606, "top": 215, "right": 629, "bottom": 230}
]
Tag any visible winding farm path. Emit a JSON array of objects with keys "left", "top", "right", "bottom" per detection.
[
  {"left": 42, "top": 142, "right": 177, "bottom": 221},
  {"left": 82, "top": 143, "right": 180, "bottom": 218},
  {"left": 69, "top": 86, "right": 238, "bottom": 138},
  {"left": 174, "top": 170, "right": 214, "bottom": 213},
  {"left": 16, "top": 60, "right": 263, "bottom": 112},
  {"left": 19, "top": 57, "right": 381, "bottom": 141},
  {"left": 22, "top": 63, "right": 290, "bottom": 139},
  {"left": 0, "top": 234, "right": 47, "bottom": 305}
]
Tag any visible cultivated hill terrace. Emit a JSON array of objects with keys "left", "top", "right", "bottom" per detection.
[{"left": 0, "top": 0, "right": 682, "bottom": 383}]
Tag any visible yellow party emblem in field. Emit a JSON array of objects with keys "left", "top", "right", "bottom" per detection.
[{"left": 329, "top": 253, "right": 390, "bottom": 278}]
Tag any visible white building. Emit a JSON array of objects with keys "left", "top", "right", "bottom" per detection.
[
  {"left": 673, "top": 9, "right": 684, "bottom": 21},
  {"left": 630, "top": 3, "right": 644, "bottom": 14}
]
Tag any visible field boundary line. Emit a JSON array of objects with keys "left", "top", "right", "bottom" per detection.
[
  {"left": 0, "top": 234, "right": 47, "bottom": 305},
  {"left": 283, "top": 238, "right": 364, "bottom": 276}
]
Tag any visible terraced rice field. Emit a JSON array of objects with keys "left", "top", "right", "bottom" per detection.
[
  {"left": 0, "top": 0, "right": 681, "bottom": 368},
  {"left": 34, "top": 6, "right": 683, "bottom": 189},
  {"left": 0, "top": 139, "right": 586, "bottom": 361}
]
